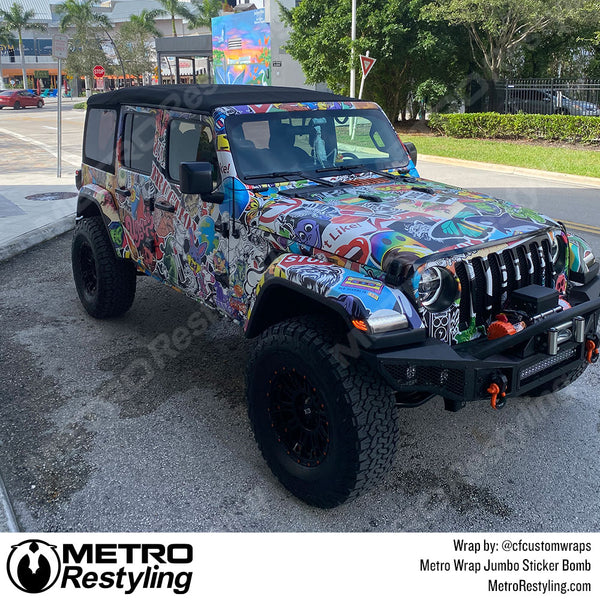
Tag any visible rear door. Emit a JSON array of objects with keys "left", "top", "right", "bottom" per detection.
[{"left": 116, "top": 106, "right": 158, "bottom": 271}]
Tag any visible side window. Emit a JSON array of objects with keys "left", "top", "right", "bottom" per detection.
[
  {"left": 122, "top": 112, "right": 155, "bottom": 174},
  {"left": 84, "top": 108, "right": 117, "bottom": 170},
  {"left": 168, "top": 119, "right": 219, "bottom": 188}
]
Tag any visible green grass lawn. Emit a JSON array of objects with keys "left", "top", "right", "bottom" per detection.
[{"left": 399, "top": 135, "right": 600, "bottom": 179}]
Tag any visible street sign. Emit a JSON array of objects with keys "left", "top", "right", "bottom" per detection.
[
  {"left": 93, "top": 65, "right": 105, "bottom": 78},
  {"left": 52, "top": 34, "right": 68, "bottom": 60},
  {"left": 360, "top": 55, "right": 376, "bottom": 79},
  {"left": 34, "top": 70, "right": 49, "bottom": 79}
]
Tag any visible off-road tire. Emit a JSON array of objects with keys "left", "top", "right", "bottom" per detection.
[
  {"left": 72, "top": 216, "right": 137, "bottom": 318},
  {"left": 13, "top": 101, "right": 20, "bottom": 110},
  {"left": 525, "top": 363, "right": 587, "bottom": 398},
  {"left": 247, "top": 316, "right": 399, "bottom": 508}
]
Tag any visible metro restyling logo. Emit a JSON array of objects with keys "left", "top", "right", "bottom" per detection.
[
  {"left": 6, "top": 541, "right": 193, "bottom": 595},
  {"left": 7, "top": 540, "right": 61, "bottom": 593}
]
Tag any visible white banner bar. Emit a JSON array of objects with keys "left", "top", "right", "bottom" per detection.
[{"left": 0, "top": 532, "right": 597, "bottom": 598}]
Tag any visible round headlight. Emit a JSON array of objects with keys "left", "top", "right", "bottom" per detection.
[
  {"left": 417, "top": 266, "right": 458, "bottom": 312},
  {"left": 550, "top": 230, "right": 568, "bottom": 273}
]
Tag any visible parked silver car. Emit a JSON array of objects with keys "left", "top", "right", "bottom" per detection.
[{"left": 507, "top": 88, "right": 600, "bottom": 116}]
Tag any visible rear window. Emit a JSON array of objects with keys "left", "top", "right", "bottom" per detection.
[
  {"left": 84, "top": 108, "right": 118, "bottom": 171},
  {"left": 0, "top": 91, "right": 14, "bottom": 96}
]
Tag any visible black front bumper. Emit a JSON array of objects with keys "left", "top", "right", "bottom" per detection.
[{"left": 368, "top": 281, "right": 600, "bottom": 406}]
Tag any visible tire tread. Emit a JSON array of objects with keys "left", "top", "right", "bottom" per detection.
[
  {"left": 247, "top": 316, "right": 399, "bottom": 507},
  {"left": 72, "top": 216, "right": 136, "bottom": 318}
]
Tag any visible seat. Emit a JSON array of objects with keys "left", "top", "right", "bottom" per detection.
[{"left": 268, "top": 124, "right": 311, "bottom": 170}]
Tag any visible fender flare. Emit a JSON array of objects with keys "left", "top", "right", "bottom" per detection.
[
  {"left": 76, "top": 185, "right": 123, "bottom": 256},
  {"left": 246, "top": 254, "right": 424, "bottom": 347},
  {"left": 246, "top": 276, "right": 354, "bottom": 338}
]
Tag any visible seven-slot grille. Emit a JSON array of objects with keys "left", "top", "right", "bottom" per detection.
[{"left": 454, "top": 238, "right": 555, "bottom": 330}]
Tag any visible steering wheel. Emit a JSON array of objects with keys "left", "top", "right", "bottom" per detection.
[
  {"left": 339, "top": 152, "right": 358, "bottom": 161},
  {"left": 334, "top": 116, "right": 349, "bottom": 125}
]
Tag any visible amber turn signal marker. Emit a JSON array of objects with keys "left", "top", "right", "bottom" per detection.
[{"left": 352, "top": 319, "right": 369, "bottom": 332}]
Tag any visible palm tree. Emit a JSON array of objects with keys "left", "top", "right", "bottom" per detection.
[
  {"left": 55, "top": 0, "right": 126, "bottom": 94},
  {"left": 124, "top": 9, "right": 163, "bottom": 39},
  {"left": 0, "top": 2, "right": 47, "bottom": 89},
  {"left": 119, "top": 10, "right": 163, "bottom": 83},
  {"left": 156, "top": 0, "right": 195, "bottom": 37},
  {"left": 189, "top": 0, "right": 222, "bottom": 30},
  {"left": 0, "top": 25, "right": 17, "bottom": 89}
]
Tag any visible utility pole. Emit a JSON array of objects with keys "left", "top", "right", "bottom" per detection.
[
  {"left": 52, "top": 34, "right": 68, "bottom": 178},
  {"left": 350, "top": 0, "right": 357, "bottom": 97},
  {"left": 57, "top": 58, "right": 62, "bottom": 177}
]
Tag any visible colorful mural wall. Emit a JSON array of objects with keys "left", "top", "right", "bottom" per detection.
[{"left": 212, "top": 9, "right": 271, "bottom": 86}]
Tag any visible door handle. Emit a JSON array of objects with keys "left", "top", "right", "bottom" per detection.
[
  {"left": 115, "top": 187, "right": 131, "bottom": 197},
  {"left": 155, "top": 201, "right": 175, "bottom": 213}
]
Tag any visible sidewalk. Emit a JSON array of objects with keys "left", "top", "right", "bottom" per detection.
[{"left": 0, "top": 132, "right": 79, "bottom": 263}]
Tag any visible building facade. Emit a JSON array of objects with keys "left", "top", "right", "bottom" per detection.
[
  {"left": 0, "top": 0, "right": 312, "bottom": 91},
  {"left": 0, "top": 0, "right": 194, "bottom": 89}
]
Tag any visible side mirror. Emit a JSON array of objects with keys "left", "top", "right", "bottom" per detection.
[
  {"left": 180, "top": 162, "right": 213, "bottom": 195},
  {"left": 404, "top": 142, "right": 418, "bottom": 166},
  {"left": 179, "top": 162, "right": 224, "bottom": 204}
]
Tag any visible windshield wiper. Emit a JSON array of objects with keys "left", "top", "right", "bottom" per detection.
[
  {"left": 316, "top": 164, "right": 413, "bottom": 180},
  {"left": 315, "top": 164, "right": 369, "bottom": 174},
  {"left": 243, "top": 171, "right": 303, "bottom": 181},
  {"left": 315, "top": 164, "right": 436, "bottom": 194},
  {"left": 243, "top": 171, "right": 335, "bottom": 187},
  {"left": 369, "top": 167, "right": 414, "bottom": 180}
]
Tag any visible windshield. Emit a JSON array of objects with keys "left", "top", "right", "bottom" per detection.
[{"left": 226, "top": 108, "right": 410, "bottom": 180}]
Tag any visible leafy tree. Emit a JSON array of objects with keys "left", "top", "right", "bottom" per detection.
[
  {"left": 0, "top": 24, "right": 17, "bottom": 88},
  {"left": 56, "top": 0, "right": 122, "bottom": 96},
  {"left": 189, "top": 0, "right": 222, "bottom": 29},
  {"left": 0, "top": 2, "right": 47, "bottom": 88},
  {"left": 117, "top": 10, "right": 163, "bottom": 83},
  {"left": 280, "top": 0, "right": 469, "bottom": 121},
  {"left": 422, "top": 0, "right": 599, "bottom": 80},
  {"left": 156, "top": 0, "right": 195, "bottom": 37}
]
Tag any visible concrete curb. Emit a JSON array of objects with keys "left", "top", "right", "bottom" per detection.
[
  {"left": 419, "top": 154, "right": 600, "bottom": 189},
  {"left": 0, "top": 469, "right": 19, "bottom": 532},
  {"left": 0, "top": 213, "right": 75, "bottom": 263}
]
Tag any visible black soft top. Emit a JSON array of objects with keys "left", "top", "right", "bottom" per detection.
[{"left": 86, "top": 84, "right": 352, "bottom": 112}]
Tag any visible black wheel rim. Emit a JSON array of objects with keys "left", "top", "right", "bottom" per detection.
[
  {"left": 268, "top": 367, "right": 330, "bottom": 467},
  {"left": 79, "top": 242, "right": 97, "bottom": 296}
]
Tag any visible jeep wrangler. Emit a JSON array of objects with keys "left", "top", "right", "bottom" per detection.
[{"left": 72, "top": 85, "right": 600, "bottom": 508}]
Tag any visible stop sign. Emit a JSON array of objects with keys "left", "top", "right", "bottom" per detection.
[{"left": 93, "top": 65, "right": 105, "bottom": 78}]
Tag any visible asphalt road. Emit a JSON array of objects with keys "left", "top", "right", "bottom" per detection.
[
  {"left": 0, "top": 100, "right": 84, "bottom": 169},
  {"left": 0, "top": 109, "right": 599, "bottom": 532}
]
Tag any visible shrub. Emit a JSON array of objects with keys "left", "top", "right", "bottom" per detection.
[
  {"left": 428, "top": 113, "right": 600, "bottom": 144},
  {"left": 73, "top": 102, "right": 87, "bottom": 110}
]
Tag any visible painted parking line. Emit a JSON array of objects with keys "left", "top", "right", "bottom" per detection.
[
  {"left": 561, "top": 219, "right": 600, "bottom": 236},
  {"left": 0, "top": 126, "right": 80, "bottom": 166}
]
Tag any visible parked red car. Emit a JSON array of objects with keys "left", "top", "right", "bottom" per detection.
[{"left": 0, "top": 90, "right": 44, "bottom": 109}]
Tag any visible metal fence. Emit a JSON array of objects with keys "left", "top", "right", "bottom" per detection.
[{"left": 466, "top": 78, "right": 600, "bottom": 116}]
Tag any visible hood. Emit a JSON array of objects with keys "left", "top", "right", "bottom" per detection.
[{"left": 245, "top": 175, "right": 558, "bottom": 275}]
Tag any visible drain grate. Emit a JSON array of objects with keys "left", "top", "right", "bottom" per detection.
[{"left": 25, "top": 192, "right": 78, "bottom": 202}]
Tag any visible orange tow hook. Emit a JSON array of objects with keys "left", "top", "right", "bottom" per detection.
[
  {"left": 488, "top": 383, "right": 507, "bottom": 410},
  {"left": 585, "top": 339, "right": 599, "bottom": 364}
]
